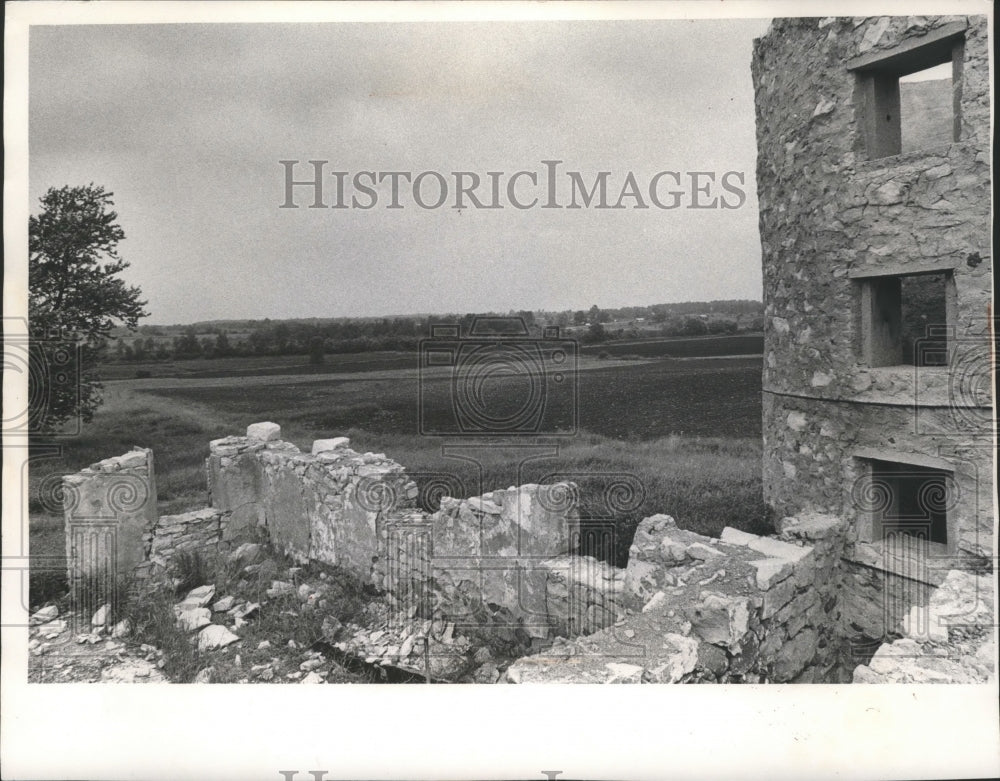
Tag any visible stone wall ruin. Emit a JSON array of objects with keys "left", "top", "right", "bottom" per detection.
[{"left": 63, "top": 420, "right": 994, "bottom": 682}]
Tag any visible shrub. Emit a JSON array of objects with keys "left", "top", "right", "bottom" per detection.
[{"left": 172, "top": 550, "right": 213, "bottom": 595}]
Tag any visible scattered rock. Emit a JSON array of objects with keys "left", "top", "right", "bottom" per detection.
[
  {"left": 227, "top": 542, "right": 263, "bottom": 567},
  {"left": 246, "top": 421, "right": 281, "bottom": 441},
  {"left": 194, "top": 667, "right": 214, "bottom": 683},
  {"left": 198, "top": 624, "right": 240, "bottom": 652},
  {"left": 642, "top": 591, "right": 667, "bottom": 614},
  {"left": 604, "top": 662, "right": 644, "bottom": 684},
  {"left": 257, "top": 640, "right": 271, "bottom": 651},
  {"left": 686, "top": 543, "right": 724, "bottom": 560},
  {"left": 212, "top": 596, "right": 236, "bottom": 613},
  {"left": 233, "top": 602, "right": 260, "bottom": 621},
  {"left": 111, "top": 619, "right": 132, "bottom": 639},
  {"left": 91, "top": 604, "right": 111, "bottom": 627},
  {"left": 29, "top": 605, "right": 59, "bottom": 625},
  {"left": 100, "top": 659, "right": 167, "bottom": 683},
  {"left": 39, "top": 620, "right": 68, "bottom": 640},
  {"left": 251, "top": 663, "right": 275, "bottom": 681},
  {"left": 176, "top": 607, "right": 212, "bottom": 632},
  {"left": 267, "top": 581, "right": 295, "bottom": 598},
  {"left": 321, "top": 616, "right": 343, "bottom": 640},
  {"left": 181, "top": 585, "right": 216, "bottom": 608},
  {"left": 399, "top": 634, "right": 415, "bottom": 658},
  {"left": 472, "top": 663, "right": 500, "bottom": 684},
  {"left": 312, "top": 437, "right": 350, "bottom": 454}
]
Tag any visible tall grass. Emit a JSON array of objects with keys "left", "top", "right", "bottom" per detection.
[{"left": 321, "top": 428, "right": 772, "bottom": 566}]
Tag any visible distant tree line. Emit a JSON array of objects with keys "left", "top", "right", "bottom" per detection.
[{"left": 108, "top": 301, "right": 763, "bottom": 362}]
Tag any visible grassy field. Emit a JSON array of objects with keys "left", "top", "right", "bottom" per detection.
[
  {"left": 581, "top": 333, "right": 762, "bottom": 358},
  {"left": 96, "top": 350, "right": 419, "bottom": 381},
  {"left": 29, "top": 341, "right": 768, "bottom": 607},
  {"left": 96, "top": 332, "right": 763, "bottom": 381}
]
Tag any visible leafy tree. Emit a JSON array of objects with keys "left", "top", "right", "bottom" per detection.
[
  {"left": 131, "top": 338, "right": 149, "bottom": 361},
  {"left": 584, "top": 322, "right": 607, "bottom": 343},
  {"left": 681, "top": 316, "right": 708, "bottom": 336},
  {"left": 174, "top": 328, "right": 202, "bottom": 359},
  {"left": 308, "top": 335, "right": 325, "bottom": 365},
  {"left": 214, "top": 331, "right": 233, "bottom": 358},
  {"left": 29, "top": 184, "right": 148, "bottom": 431},
  {"left": 274, "top": 323, "right": 291, "bottom": 353}
]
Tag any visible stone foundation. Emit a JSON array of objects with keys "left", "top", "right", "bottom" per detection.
[
  {"left": 506, "top": 511, "right": 855, "bottom": 683},
  {"left": 61, "top": 422, "right": 993, "bottom": 683}
]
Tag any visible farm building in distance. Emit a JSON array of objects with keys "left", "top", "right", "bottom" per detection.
[{"left": 754, "top": 15, "right": 993, "bottom": 650}]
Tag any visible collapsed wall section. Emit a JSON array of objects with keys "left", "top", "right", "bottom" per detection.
[
  {"left": 506, "top": 512, "right": 853, "bottom": 683},
  {"left": 381, "top": 486, "right": 587, "bottom": 643}
]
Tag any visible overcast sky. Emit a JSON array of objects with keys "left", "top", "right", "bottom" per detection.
[{"left": 30, "top": 20, "right": 771, "bottom": 324}]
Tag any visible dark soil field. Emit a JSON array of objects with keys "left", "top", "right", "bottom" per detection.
[
  {"left": 580, "top": 333, "right": 763, "bottom": 359},
  {"left": 150, "top": 355, "right": 762, "bottom": 441}
]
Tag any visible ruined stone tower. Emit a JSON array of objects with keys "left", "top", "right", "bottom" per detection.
[{"left": 753, "top": 16, "right": 993, "bottom": 641}]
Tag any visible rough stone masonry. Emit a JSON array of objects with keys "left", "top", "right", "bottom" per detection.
[{"left": 753, "top": 15, "right": 993, "bottom": 651}]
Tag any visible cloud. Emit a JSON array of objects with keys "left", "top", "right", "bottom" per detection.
[{"left": 30, "top": 20, "right": 769, "bottom": 322}]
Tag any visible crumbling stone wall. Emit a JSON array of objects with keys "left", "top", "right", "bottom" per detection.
[
  {"left": 853, "top": 568, "right": 995, "bottom": 682},
  {"left": 506, "top": 512, "right": 852, "bottom": 683},
  {"left": 84, "top": 424, "right": 583, "bottom": 644},
  {"left": 64, "top": 424, "right": 991, "bottom": 682},
  {"left": 63, "top": 448, "right": 158, "bottom": 596},
  {"left": 753, "top": 15, "right": 993, "bottom": 645},
  {"left": 208, "top": 425, "right": 418, "bottom": 580},
  {"left": 380, "top": 484, "right": 584, "bottom": 643},
  {"left": 144, "top": 508, "right": 229, "bottom": 576}
]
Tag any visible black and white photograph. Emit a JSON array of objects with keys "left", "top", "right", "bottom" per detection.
[{"left": 3, "top": 1, "right": 997, "bottom": 779}]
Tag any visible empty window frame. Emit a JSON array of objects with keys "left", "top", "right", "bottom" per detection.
[
  {"left": 858, "top": 270, "right": 954, "bottom": 368},
  {"left": 849, "top": 22, "right": 966, "bottom": 159},
  {"left": 865, "top": 459, "right": 953, "bottom": 546}
]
